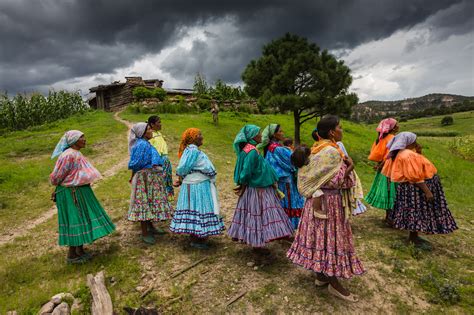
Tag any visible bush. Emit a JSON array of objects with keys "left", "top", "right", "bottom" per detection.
[
  {"left": 0, "top": 91, "right": 89, "bottom": 131},
  {"left": 441, "top": 116, "right": 454, "bottom": 126},
  {"left": 132, "top": 87, "right": 166, "bottom": 101}
]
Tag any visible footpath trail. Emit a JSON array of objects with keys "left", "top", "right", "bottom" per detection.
[{"left": 0, "top": 111, "right": 132, "bottom": 246}]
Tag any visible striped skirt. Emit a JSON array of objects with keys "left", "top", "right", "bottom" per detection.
[
  {"left": 56, "top": 185, "right": 115, "bottom": 246},
  {"left": 128, "top": 168, "right": 173, "bottom": 222},
  {"left": 227, "top": 186, "right": 293, "bottom": 247},
  {"left": 170, "top": 180, "right": 225, "bottom": 237}
]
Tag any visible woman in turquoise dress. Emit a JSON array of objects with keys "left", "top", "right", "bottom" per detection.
[{"left": 170, "top": 128, "right": 225, "bottom": 249}]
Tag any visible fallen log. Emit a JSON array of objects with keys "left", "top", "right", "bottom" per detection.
[
  {"left": 87, "top": 271, "right": 113, "bottom": 315},
  {"left": 226, "top": 290, "right": 247, "bottom": 308}
]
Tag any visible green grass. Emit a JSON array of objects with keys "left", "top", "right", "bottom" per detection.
[{"left": 0, "top": 110, "right": 473, "bottom": 314}]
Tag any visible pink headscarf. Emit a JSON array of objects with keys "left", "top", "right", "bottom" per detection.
[{"left": 376, "top": 118, "right": 398, "bottom": 140}]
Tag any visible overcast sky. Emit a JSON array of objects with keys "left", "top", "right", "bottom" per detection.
[{"left": 0, "top": 0, "right": 472, "bottom": 101}]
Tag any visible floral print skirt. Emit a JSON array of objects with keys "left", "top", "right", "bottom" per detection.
[
  {"left": 287, "top": 192, "right": 365, "bottom": 279},
  {"left": 128, "top": 168, "right": 173, "bottom": 221},
  {"left": 388, "top": 175, "right": 457, "bottom": 234}
]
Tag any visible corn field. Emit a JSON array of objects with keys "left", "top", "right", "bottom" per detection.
[{"left": 0, "top": 91, "right": 89, "bottom": 131}]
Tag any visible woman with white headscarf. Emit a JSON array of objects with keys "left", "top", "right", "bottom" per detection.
[
  {"left": 382, "top": 132, "right": 457, "bottom": 247},
  {"left": 50, "top": 130, "right": 115, "bottom": 264},
  {"left": 128, "top": 122, "right": 173, "bottom": 245}
]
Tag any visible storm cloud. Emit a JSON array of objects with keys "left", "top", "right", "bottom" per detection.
[{"left": 0, "top": 0, "right": 471, "bottom": 100}]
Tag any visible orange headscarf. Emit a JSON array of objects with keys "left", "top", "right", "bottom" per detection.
[{"left": 178, "top": 128, "right": 201, "bottom": 158}]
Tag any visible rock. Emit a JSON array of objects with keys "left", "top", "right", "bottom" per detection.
[
  {"left": 109, "top": 277, "right": 116, "bottom": 283},
  {"left": 246, "top": 262, "right": 255, "bottom": 267},
  {"left": 39, "top": 301, "right": 55, "bottom": 314},
  {"left": 284, "top": 296, "right": 289, "bottom": 302},
  {"left": 51, "top": 302, "right": 70, "bottom": 315},
  {"left": 51, "top": 293, "right": 74, "bottom": 305},
  {"left": 71, "top": 298, "right": 82, "bottom": 313},
  {"left": 253, "top": 266, "right": 259, "bottom": 271},
  {"left": 6, "top": 311, "right": 18, "bottom": 315}
]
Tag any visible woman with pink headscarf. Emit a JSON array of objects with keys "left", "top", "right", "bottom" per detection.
[
  {"left": 365, "top": 118, "right": 399, "bottom": 225},
  {"left": 50, "top": 130, "right": 115, "bottom": 264}
]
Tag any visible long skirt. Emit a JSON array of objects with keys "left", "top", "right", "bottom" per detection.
[
  {"left": 228, "top": 186, "right": 293, "bottom": 247},
  {"left": 128, "top": 168, "right": 173, "bottom": 221},
  {"left": 278, "top": 178, "right": 305, "bottom": 230},
  {"left": 287, "top": 191, "right": 365, "bottom": 279},
  {"left": 388, "top": 175, "right": 457, "bottom": 234},
  {"left": 365, "top": 171, "right": 397, "bottom": 210},
  {"left": 56, "top": 185, "right": 115, "bottom": 246},
  {"left": 170, "top": 180, "right": 225, "bottom": 237},
  {"left": 162, "top": 155, "right": 175, "bottom": 201}
]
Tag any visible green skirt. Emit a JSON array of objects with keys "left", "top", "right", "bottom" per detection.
[
  {"left": 365, "top": 172, "right": 397, "bottom": 210},
  {"left": 56, "top": 185, "right": 115, "bottom": 246}
]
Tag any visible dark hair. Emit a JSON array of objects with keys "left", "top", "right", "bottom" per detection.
[
  {"left": 283, "top": 137, "right": 293, "bottom": 147},
  {"left": 291, "top": 145, "right": 311, "bottom": 168},
  {"left": 316, "top": 115, "right": 340, "bottom": 139},
  {"left": 311, "top": 128, "right": 319, "bottom": 141},
  {"left": 263, "top": 124, "right": 281, "bottom": 156},
  {"left": 375, "top": 132, "right": 389, "bottom": 144},
  {"left": 147, "top": 115, "right": 160, "bottom": 125}
]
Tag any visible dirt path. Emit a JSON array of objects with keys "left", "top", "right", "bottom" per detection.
[{"left": 0, "top": 111, "right": 132, "bottom": 246}]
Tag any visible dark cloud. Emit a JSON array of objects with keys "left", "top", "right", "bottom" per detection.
[{"left": 0, "top": 0, "right": 466, "bottom": 93}]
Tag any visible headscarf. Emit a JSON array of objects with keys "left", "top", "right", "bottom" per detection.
[
  {"left": 178, "top": 128, "right": 201, "bottom": 158},
  {"left": 257, "top": 124, "right": 279, "bottom": 151},
  {"left": 129, "top": 122, "right": 148, "bottom": 153},
  {"left": 51, "top": 130, "right": 84, "bottom": 159},
  {"left": 386, "top": 131, "right": 417, "bottom": 153},
  {"left": 376, "top": 118, "right": 398, "bottom": 140},
  {"left": 233, "top": 124, "right": 261, "bottom": 154}
]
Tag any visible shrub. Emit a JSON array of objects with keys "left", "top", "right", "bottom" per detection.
[
  {"left": 441, "top": 116, "right": 454, "bottom": 126},
  {"left": 132, "top": 87, "right": 166, "bottom": 101}
]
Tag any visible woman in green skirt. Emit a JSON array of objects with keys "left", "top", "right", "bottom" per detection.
[
  {"left": 50, "top": 130, "right": 116, "bottom": 264},
  {"left": 365, "top": 118, "right": 399, "bottom": 224}
]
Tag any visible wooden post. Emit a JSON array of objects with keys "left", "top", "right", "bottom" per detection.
[{"left": 87, "top": 271, "right": 113, "bottom": 315}]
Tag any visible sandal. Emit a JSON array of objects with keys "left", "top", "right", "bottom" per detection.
[
  {"left": 314, "top": 278, "right": 329, "bottom": 287},
  {"left": 141, "top": 235, "right": 156, "bottom": 245},
  {"left": 190, "top": 242, "right": 209, "bottom": 250},
  {"left": 328, "top": 284, "right": 358, "bottom": 302},
  {"left": 67, "top": 256, "right": 87, "bottom": 265},
  {"left": 148, "top": 226, "right": 166, "bottom": 235}
]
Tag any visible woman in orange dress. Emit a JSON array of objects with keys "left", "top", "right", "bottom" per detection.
[
  {"left": 382, "top": 132, "right": 457, "bottom": 246},
  {"left": 365, "top": 118, "right": 399, "bottom": 224}
]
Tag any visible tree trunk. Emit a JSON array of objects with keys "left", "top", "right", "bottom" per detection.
[{"left": 293, "top": 110, "right": 301, "bottom": 145}]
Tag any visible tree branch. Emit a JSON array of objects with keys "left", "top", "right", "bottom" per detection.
[
  {"left": 300, "top": 112, "right": 320, "bottom": 124},
  {"left": 300, "top": 110, "right": 318, "bottom": 119}
]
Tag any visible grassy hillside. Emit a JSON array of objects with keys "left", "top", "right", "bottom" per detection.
[{"left": 0, "top": 110, "right": 472, "bottom": 314}]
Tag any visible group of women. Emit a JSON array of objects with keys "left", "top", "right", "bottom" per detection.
[{"left": 49, "top": 114, "right": 457, "bottom": 302}]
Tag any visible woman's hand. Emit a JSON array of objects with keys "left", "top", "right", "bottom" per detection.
[
  {"left": 233, "top": 185, "right": 246, "bottom": 196},
  {"left": 173, "top": 178, "right": 182, "bottom": 187},
  {"left": 424, "top": 190, "right": 434, "bottom": 202},
  {"left": 50, "top": 191, "right": 56, "bottom": 203},
  {"left": 312, "top": 196, "right": 327, "bottom": 219}
]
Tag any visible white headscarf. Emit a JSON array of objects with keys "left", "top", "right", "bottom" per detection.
[
  {"left": 386, "top": 132, "right": 417, "bottom": 152},
  {"left": 51, "top": 130, "right": 84, "bottom": 159},
  {"left": 128, "top": 122, "right": 148, "bottom": 153}
]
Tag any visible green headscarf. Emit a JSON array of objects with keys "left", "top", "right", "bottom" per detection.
[
  {"left": 233, "top": 124, "right": 261, "bottom": 154},
  {"left": 256, "top": 124, "right": 279, "bottom": 151}
]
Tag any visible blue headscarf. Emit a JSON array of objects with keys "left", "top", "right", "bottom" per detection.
[{"left": 51, "top": 130, "right": 84, "bottom": 159}]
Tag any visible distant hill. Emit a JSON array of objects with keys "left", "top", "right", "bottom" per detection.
[{"left": 351, "top": 93, "right": 474, "bottom": 122}]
